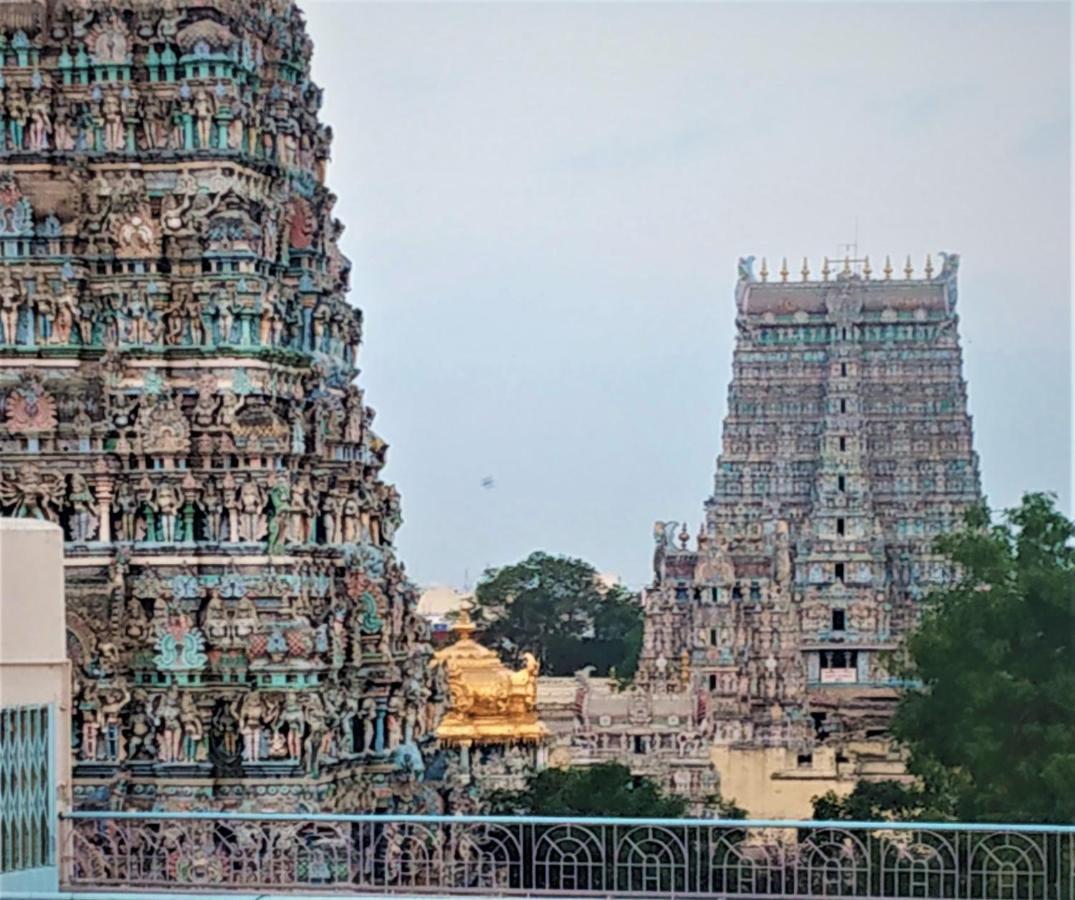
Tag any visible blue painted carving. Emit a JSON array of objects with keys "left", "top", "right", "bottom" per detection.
[
  {"left": 142, "top": 370, "right": 163, "bottom": 395},
  {"left": 218, "top": 574, "right": 247, "bottom": 599},
  {"left": 0, "top": 194, "right": 34, "bottom": 237},
  {"left": 153, "top": 622, "right": 208, "bottom": 671},
  {"left": 266, "top": 629, "right": 287, "bottom": 656},
  {"left": 170, "top": 574, "right": 200, "bottom": 600},
  {"left": 36, "top": 215, "right": 61, "bottom": 238},
  {"left": 359, "top": 592, "right": 383, "bottom": 633}
]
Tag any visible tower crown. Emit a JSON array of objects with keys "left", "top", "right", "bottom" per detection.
[{"left": 736, "top": 253, "right": 960, "bottom": 316}]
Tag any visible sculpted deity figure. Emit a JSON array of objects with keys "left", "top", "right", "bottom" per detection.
[
  {"left": 7, "top": 89, "right": 28, "bottom": 150},
  {"left": 321, "top": 490, "right": 340, "bottom": 544},
  {"left": 114, "top": 480, "right": 139, "bottom": 541},
  {"left": 79, "top": 680, "right": 100, "bottom": 760},
  {"left": 156, "top": 482, "right": 180, "bottom": 543},
  {"left": 125, "top": 689, "right": 156, "bottom": 761},
  {"left": 193, "top": 88, "right": 215, "bottom": 150},
  {"left": 266, "top": 477, "right": 290, "bottom": 554},
  {"left": 102, "top": 89, "right": 125, "bottom": 152},
  {"left": 191, "top": 382, "right": 219, "bottom": 428},
  {"left": 0, "top": 463, "right": 63, "bottom": 521},
  {"left": 289, "top": 474, "right": 313, "bottom": 544},
  {"left": 341, "top": 496, "right": 359, "bottom": 544},
  {"left": 212, "top": 289, "right": 234, "bottom": 345},
  {"left": 281, "top": 693, "right": 305, "bottom": 760},
  {"left": 68, "top": 474, "right": 99, "bottom": 542},
  {"left": 98, "top": 679, "right": 131, "bottom": 761},
  {"left": 53, "top": 93, "right": 75, "bottom": 152},
  {"left": 124, "top": 598, "right": 150, "bottom": 648},
  {"left": 259, "top": 284, "right": 278, "bottom": 346},
  {"left": 0, "top": 267, "right": 23, "bottom": 344},
  {"left": 239, "top": 692, "right": 268, "bottom": 762},
  {"left": 232, "top": 596, "right": 259, "bottom": 645},
  {"left": 359, "top": 697, "right": 377, "bottom": 754},
  {"left": 34, "top": 274, "right": 55, "bottom": 344},
  {"left": 53, "top": 280, "right": 79, "bottom": 345},
  {"left": 237, "top": 477, "right": 266, "bottom": 543},
  {"left": 198, "top": 479, "right": 224, "bottom": 543},
  {"left": 202, "top": 589, "right": 231, "bottom": 647},
  {"left": 155, "top": 685, "right": 183, "bottom": 763},
  {"left": 179, "top": 692, "right": 204, "bottom": 762},
  {"left": 218, "top": 391, "right": 240, "bottom": 428},
  {"left": 28, "top": 88, "right": 52, "bottom": 151},
  {"left": 304, "top": 694, "right": 331, "bottom": 769},
  {"left": 222, "top": 472, "right": 239, "bottom": 541}
]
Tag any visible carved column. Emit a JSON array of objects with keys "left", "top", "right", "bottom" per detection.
[{"left": 96, "top": 473, "right": 113, "bottom": 544}]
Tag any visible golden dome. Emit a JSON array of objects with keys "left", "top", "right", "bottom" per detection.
[{"left": 430, "top": 609, "right": 549, "bottom": 745}]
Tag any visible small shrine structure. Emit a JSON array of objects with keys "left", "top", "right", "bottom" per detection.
[{"left": 430, "top": 610, "right": 548, "bottom": 792}]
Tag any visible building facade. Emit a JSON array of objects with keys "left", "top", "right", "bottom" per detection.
[
  {"left": 0, "top": 0, "right": 441, "bottom": 811},
  {"left": 633, "top": 254, "right": 981, "bottom": 813}
]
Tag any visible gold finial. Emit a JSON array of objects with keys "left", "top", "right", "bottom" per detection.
[
  {"left": 452, "top": 606, "right": 477, "bottom": 640},
  {"left": 801, "top": 257, "right": 810, "bottom": 282},
  {"left": 924, "top": 253, "right": 934, "bottom": 279},
  {"left": 904, "top": 255, "right": 913, "bottom": 279},
  {"left": 759, "top": 257, "right": 769, "bottom": 282},
  {"left": 883, "top": 255, "right": 893, "bottom": 280},
  {"left": 780, "top": 257, "right": 789, "bottom": 283},
  {"left": 862, "top": 255, "right": 872, "bottom": 279},
  {"left": 821, "top": 256, "right": 831, "bottom": 281},
  {"left": 842, "top": 255, "right": 851, "bottom": 276}
]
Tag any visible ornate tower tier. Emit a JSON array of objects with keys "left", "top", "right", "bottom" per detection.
[
  {"left": 0, "top": 1, "right": 443, "bottom": 811},
  {"left": 641, "top": 254, "right": 981, "bottom": 754}
]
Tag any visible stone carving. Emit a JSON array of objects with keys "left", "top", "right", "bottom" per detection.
[
  {"left": 4, "top": 375, "right": 57, "bottom": 431},
  {"left": 628, "top": 256, "right": 981, "bottom": 760},
  {"left": 0, "top": 0, "right": 433, "bottom": 815}
]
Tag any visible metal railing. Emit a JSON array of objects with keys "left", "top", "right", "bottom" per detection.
[{"left": 63, "top": 811, "right": 1075, "bottom": 898}]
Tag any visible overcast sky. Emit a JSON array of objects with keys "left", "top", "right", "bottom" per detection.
[{"left": 302, "top": 1, "right": 1071, "bottom": 590}]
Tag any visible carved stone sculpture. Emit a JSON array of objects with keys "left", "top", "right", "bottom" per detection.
[{"left": 0, "top": 0, "right": 434, "bottom": 813}]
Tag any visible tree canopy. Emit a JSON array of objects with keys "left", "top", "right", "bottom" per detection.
[
  {"left": 470, "top": 551, "right": 643, "bottom": 677},
  {"left": 487, "top": 762, "right": 688, "bottom": 818},
  {"left": 823, "top": 494, "right": 1075, "bottom": 824}
]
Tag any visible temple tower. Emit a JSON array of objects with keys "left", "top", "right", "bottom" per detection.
[
  {"left": 640, "top": 254, "right": 981, "bottom": 769},
  {"left": 0, "top": 1, "right": 443, "bottom": 811}
]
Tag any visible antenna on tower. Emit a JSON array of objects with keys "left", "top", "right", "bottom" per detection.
[{"left": 836, "top": 218, "right": 864, "bottom": 274}]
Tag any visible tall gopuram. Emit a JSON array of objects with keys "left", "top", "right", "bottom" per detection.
[
  {"left": 0, "top": 0, "right": 444, "bottom": 812},
  {"left": 637, "top": 254, "right": 981, "bottom": 815}
]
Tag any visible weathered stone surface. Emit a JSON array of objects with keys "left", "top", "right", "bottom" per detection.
[
  {"left": 0, "top": 1, "right": 443, "bottom": 812},
  {"left": 641, "top": 255, "right": 980, "bottom": 750}
]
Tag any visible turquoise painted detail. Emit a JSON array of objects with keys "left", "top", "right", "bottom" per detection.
[
  {"left": 359, "top": 592, "right": 383, "bottom": 633},
  {"left": 0, "top": 704, "right": 56, "bottom": 892}
]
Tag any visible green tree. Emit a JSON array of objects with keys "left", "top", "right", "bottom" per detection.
[
  {"left": 812, "top": 780, "right": 928, "bottom": 821},
  {"left": 487, "top": 762, "right": 688, "bottom": 818},
  {"left": 471, "top": 552, "right": 643, "bottom": 677},
  {"left": 889, "top": 493, "right": 1075, "bottom": 823}
]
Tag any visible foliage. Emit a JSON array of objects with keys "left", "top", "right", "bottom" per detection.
[
  {"left": 470, "top": 551, "right": 643, "bottom": 677},
  {"left": 486, "top": 762, "right": 688, "bottom": 818},
  {"left": 812, "top": 780, "right": 929, "bottom": 822},
  {"left": 889, "top": 493, "right": 1075, "bottom": 824}
]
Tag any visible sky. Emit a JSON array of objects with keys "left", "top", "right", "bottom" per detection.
[{"left": 302, "top": 1, "right": 1072, "bottom": 591}]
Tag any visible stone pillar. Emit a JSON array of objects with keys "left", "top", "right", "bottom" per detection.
[
  {"left": 96, "top": 475, "right": 113, "bottom": 544},
  {"left": 373, "top": 700, "right": 386, "bottom": 753}
]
